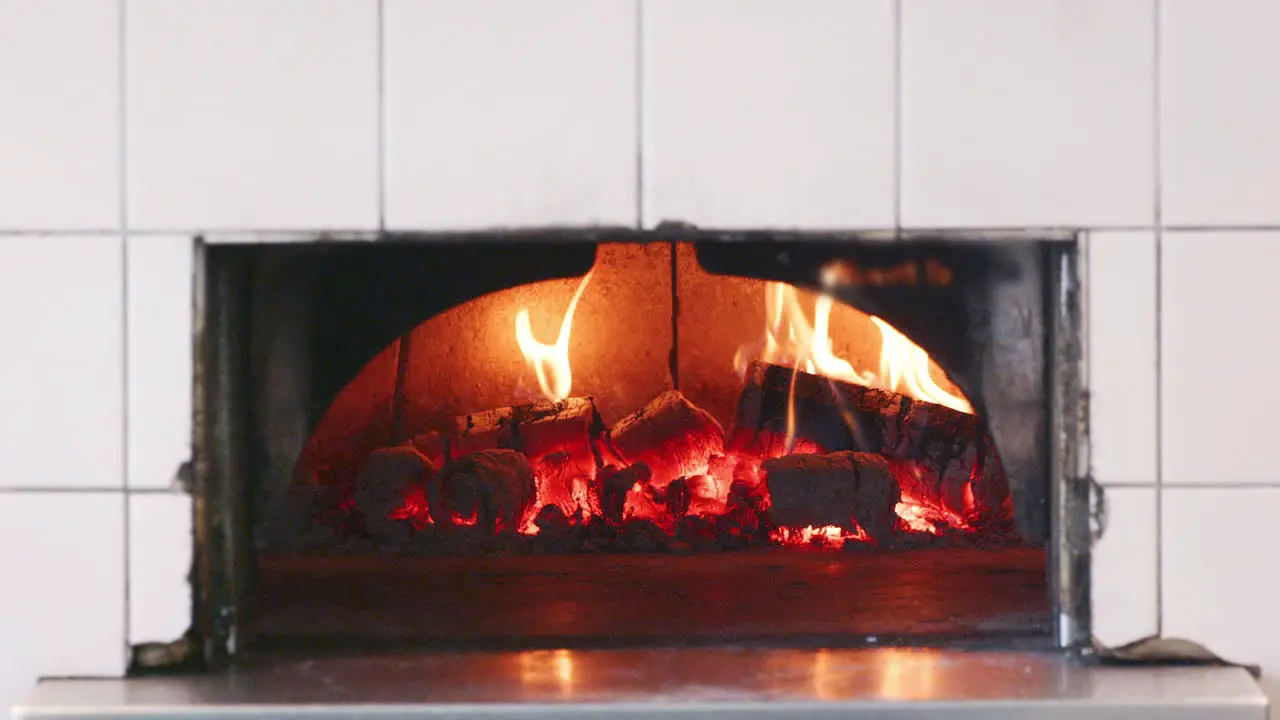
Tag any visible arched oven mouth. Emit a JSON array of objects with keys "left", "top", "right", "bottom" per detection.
[{"left": 193, "top": 227, "right": 1084, "bottom": 665}]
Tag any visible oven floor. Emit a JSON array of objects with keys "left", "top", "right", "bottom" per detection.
[
  {"left": 19, "top": 649, "right": 1267, "bottom": 719},
  {"left": 250, "top": 546, "right": 1049, "bottom": 653}
]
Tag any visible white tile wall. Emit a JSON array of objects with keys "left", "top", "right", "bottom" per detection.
[
  {"left": 128, "top": 494, "right": 193, "bottom": 645},
  {"left": 1086, "top": 231, "right": 1158, "bottom": 486},
  {"left": 0, "top": 235, "right": 123, "bottom": 490},
  {"left": 125, "top": 0, "right": 379, "bottom": 231},
  {"left": 0, "top": 0, "right": 120, "bottom": 231},
  {"left": 384, "top": 0, "right": 637, "bottom": 229},
  {"left": 1091, "top": 487, "right": 1159, "bottom": 647},
  {"left": 1164, "top": 488, "right": 1280, "bottom": 670},
  {"left": 642, "top": 0, "right": 895, "bottom": 229},
  {"left": 0, "top": 493, "right": 125, "bottom": 718},
  {"left": 900, "top": 0, "right": 1155, "bottom": 228},
  {"left": 1161, "top": 0, "right": 1280, "bottom": 226},
  {"left": 126, "top": 236, "right": 193, "bottom": 490},
  {"left": 3, "top": 0, "right": 1280, "bottom": 714},
  {"left": 1162, "top": 231, "right": 1280, "bottom": 485}
]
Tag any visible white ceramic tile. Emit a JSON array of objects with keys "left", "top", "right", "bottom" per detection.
[
  {"left": 0, "top": 235, "right": 123, "bottom": 489},
  {"left": 126, "top": 236, "right": 192, "bottom": 489},
  {"left": 1263, "top": 677, "right": 1280, "bottom": 720},
  {"left": 0, "top": 0, "right": 120, "bottom": 231},
  {"left": 126, "top": 0, "right": 379, "bottom": 231},
  {"left": 900, "top": 0, "right": 1155, "bottom": 228},
  {"left": 128, "top": 493, "right": 192, "bottom": 644},
  {"left": 1086, "top": 232, "right": 1158, "bottom": 485},
  {"left": 1161, "top": 1, "right": 1280, "bottom": 226},
  {"left": 0, "top": 493, "right": 125, "bottom": 714},
  {"left": 383, "top": 0, "right": 636, "bottom": 230},
  {"left": 1164, "top": 487, "right": 1280, "bottom": 670},
  {"left": 1162, "top": 231, "right": 1280, "bottom": 485},
  {"left": 1090, "top": 486, "right": 1158, "bottom": 647},
  {"left": 642, "top": 0, "right": 894, "bottom": 229}
]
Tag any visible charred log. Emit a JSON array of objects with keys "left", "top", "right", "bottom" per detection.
[
  {"left": 665, "top": 477, "right": 692, "bottom": 520},
  {"left": 531, "top": 504, "right": 583, "bottom": 553},
  {"left": 735, "top": 362, "right": 1009, "bottom": 521},
  {"left": 352, "top": 446, "right": 438, "bottom": 543},
  {"left": 405, "top": 430, "right": 448, "bottom": 468},
  {"left": 616, "top": 518, "right": 674, "bottom": 553},
  {"left": 609, "top": 390, "right": 725, "bottom": 489},
  {"left": 597, "top": 463, "right": 650, "bottom": 525},
  {"left": 427, "top": 449, "right": 536, "bottom": 536},
  {"left": 454, "top": 397, "right": 606, "bottom": 514},
  {"left": 763, "top": 451, "right": 901, "bottom": 546},
  {"left": 454, "top": 396, "right": 607, "bottom": 460}
]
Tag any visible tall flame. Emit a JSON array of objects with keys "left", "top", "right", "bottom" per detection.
[
  {"left": 870, "top": 316, "right": 972, "bottom": 414},
  {"left": 515, "top": 271, "right": 594, "bottom": 402},
  {"left": 734, "top": 282, "right": 973, "bottom": 415},
  {"left": 732, "top": 283, "right": 873, "bottom": 386}
]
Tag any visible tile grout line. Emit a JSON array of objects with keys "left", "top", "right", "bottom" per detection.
[
  {"left": 895, "top": 0, "right": 905, "bottom": 233},
  {"left": 0, "top": 487, "right": 193, "bottom": 495},
  {"left": 376, "top": 0, "right": 386, "bottom": 231},
  {"left": 1152, "top": 0, "right": 1164, "bottom": 639},
  {"left": 634, "top": 0, "right": 644, "bottom": 229},
  {"left": 9, "top": 224, "right": 1280, "bottom": 237},
  {"left": 119, "top": 0, "right": 132, "bottom": 660},
  {"left": 12, "top": 479, "right": 1280, "bottom": 493}
]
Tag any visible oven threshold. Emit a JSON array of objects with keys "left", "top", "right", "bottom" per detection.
[{"left": 15, "top": 648, "right": 1267, "bottom": 719}]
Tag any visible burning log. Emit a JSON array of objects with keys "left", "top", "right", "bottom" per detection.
[
  {"left": 352, "top": 446, "right": 438, "bottom": 542},
  {"left": 597, "top": 463, "right": 650, "bottom": 524},
  {"left": 762, "top": 451, "right": 900, "bottom": 546},
  {"left": 406, "top": 430, "right": 448, "bottom": 468},
  {"left": 453, "top": 396, "right": 606, "bottom": 460},
  {"left": 735, "top": 362, "right": 1008, "bottom": 521},
  {"left": 665, "top": 477, "right": 691, "bottom": 520},
  {"left": 454, "top": 397, "right": 606, "bottom": 514},
  {"left": 531, "top": 504, "right": 583, "bottom": 553},
  {"left": 609, "top": 390, "right": 725, "bottom": 489},
  {"left": 616, "top": 518, "right": 673, "bottom": 553},
  {"left": 427, "top": 449, "right": 536, "bottom": 535},
  {"left": 686, "top": 474, "right": 727, "bottom": 517}
]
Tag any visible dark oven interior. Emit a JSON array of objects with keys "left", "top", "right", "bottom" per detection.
[{"left": 195, "top": 230, "right": 1083, "bottom": 664}]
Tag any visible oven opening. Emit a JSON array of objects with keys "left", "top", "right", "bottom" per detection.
[{"left": 197, "top": 231, "right": 1078, "bottom": 662}]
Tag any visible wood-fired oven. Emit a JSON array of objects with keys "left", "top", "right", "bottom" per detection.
[{"left": 191, "top": 227, "right": 1088, "bottom": 666}]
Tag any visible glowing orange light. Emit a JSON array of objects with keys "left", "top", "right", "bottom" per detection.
[
  {"left": 873, "top": 648, "right": 942, "bottom": 700},
  {"left": 515, "top": 271, "right": 594, "bottom": 402},
  {"left": 517, "top": 649, "right": 576, "bottom": 698}
]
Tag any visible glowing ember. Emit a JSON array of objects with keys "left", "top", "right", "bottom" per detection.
[
  {"left": 451, "top": 510, "right": 479, "bottom": 527},
  {"left": 771, "top": 524, "right": 868, "bottom": 549},
  {"left": 388, "top": 488, "right": 433, "bottom": 530},
  {"left": 315, "top": 267, "right": 1012, "bottom": 554},
  {"left": 515, "top": 271, "right": 594, "bottom": 402},
  {"left": 894, "top": 502, "right": 942, "bottom": 534}
]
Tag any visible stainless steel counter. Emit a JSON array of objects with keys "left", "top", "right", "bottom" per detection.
[{"left": 15, "top": 647, "right": 1268, "bottom": 719}]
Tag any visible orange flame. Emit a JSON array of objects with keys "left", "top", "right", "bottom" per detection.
[
  {"left": 515, "top": 271, "right": 594, "bottom": 402},
  {"left": 732, "top": 283, "right": 871, "bottom": 385},
  {"left": 871, "top": 317, "right": 973, "bottom": 414},
  {"left": 734, "top": 282, "right": 973, "bottom": 415}
]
